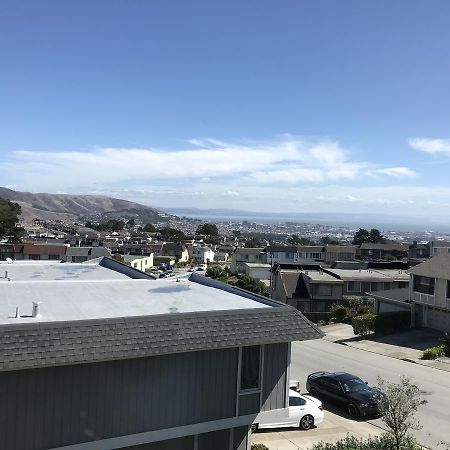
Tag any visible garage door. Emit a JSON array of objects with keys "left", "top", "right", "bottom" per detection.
[{"left": 426, "top": 307, "right": 450, "bottom": 332}]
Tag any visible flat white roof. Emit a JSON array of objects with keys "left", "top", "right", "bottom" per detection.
[
  {"left": 305, "top": 272, "right": 343, "bottom": 283},
  {"left": 0, "top": 262, "right": 271, "bottom": 325}
]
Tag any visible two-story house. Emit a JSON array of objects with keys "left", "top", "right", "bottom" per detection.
[
  {"left": 0, "top": 257, "right": 321, "bottom": 450},
  {"left": 162, "top": 242, "right": 190, "bottom": 263},
  {"left": 409, "top": 252, "right": 450, "bottom": 332},
  {"left": 230, "top": 248, "right": 267, "bottom": 274}
]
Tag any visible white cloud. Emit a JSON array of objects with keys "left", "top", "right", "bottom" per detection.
[
  {"left": 375, "top": 167, "right": 417, "bottom": 178},
  {"left": 409, "top": 138, "right": 450, "bottom": 155}
]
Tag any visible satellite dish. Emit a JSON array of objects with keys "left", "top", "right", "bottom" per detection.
[{"left": 6, "top": 258, "right": 13, "bottom": 264}]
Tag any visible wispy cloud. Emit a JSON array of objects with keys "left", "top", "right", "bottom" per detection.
[
  {"left": 2, "top": 137, "right": 415, "bottom": 191},
  {"left": 409, "top": 137, "right": 450, "bottom": 155},
  {"left": 375, "top": 167, "right": 416, "bottom": 178}
]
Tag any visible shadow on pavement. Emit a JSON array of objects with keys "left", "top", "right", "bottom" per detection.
[{"left": 337, "top": 328, "right": 444, "bottom": 351}]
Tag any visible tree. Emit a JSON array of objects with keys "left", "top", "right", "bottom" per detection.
[
  {"left": 196, "top": 223, "right": 219, "bottom": 237},
  {"left": 352, "top": 228, "right": 385, "bottom": 245},
  {"left": 287, "top": 234, "right": 312, "bottom": 245},
  {"left": 234, "top": 274, "right": 268, "bottom": 296},
  {"left": 126, "top": 218, "right": 136, "bottom": 229},
  {"left": 0, "top": 198, "right": 23, "bottom": 242},
  {"left": 143, "top": 223, "right": 156, "bottom": 232},
  {"left": 352, "top": 228, "right": 370, "bottom": 245},
  {"left": 158, "top": 227, "right": 186, "bottom": 242},
  {"left": 321, "top": 236, "right": 340, "bottom": 245},
  {"left": 244, "top": 237, "right": 262, "bottom": 248},
  {"left": 369, "top": 228, "right": 385, "bottom": 244},
  {"left": 377, "top": 376, "right": 427, "bottom": 450}
]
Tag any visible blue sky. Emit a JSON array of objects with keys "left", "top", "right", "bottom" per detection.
[{"left": 1, "top": 0, "right": 450, "bottom": 221}]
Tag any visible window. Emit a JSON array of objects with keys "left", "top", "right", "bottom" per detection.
[
  {"left": 48, "top": 254, "right": 61, "bottom": 260},
  {"left": 347, "top": 281, "right": 360, "bottom": 292},
  {"left": 414, "top": 276, "right": 435, "bottom": 295},
  {"left": 310, "top": 252, "right": 321, "bottom": 259},
  {"left": 317, "top": 284, "right": 332, "bottom": 296},
  {"left": 285, "top": 252, "right": 291, "bottom": 258},
  {"left": 289, "top": 396, "right": 306, "bottom": 406},
  {"left": 240, "top": 345, "right": 260, "bottom": 391}
]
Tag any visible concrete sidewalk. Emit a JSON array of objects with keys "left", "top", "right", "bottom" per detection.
[
  {"left": 321, "top": 323, "right": 450, "bottom": 372},
  {"left": 252, "top": 410, "right": 382, "bottom": 450}
]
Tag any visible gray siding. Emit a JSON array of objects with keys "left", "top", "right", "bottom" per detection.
[
  {"left": 124, "top": 436, "right": 194, "bottom": 450},
  {"left": 238, "top": 393, "right": 260, "bottom": 416},
  {"left": 261, "top": 343, "right": 288, "bottom": 411},
  {"left": 0, "top": 349, "right": 238, "bottom": 450},
  {"left": 198, "top": 429, "right": 230, "bottom": 450},
  {"left": 233, "top": 426, "right": 250, "bottom": 450}
]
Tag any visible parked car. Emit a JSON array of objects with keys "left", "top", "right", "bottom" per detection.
[
  {"left": 306, "top": 371, "right": 384, "bottom": 418},
  {"left": 254, "top": 390, "right": 324, "bottom": 431}
]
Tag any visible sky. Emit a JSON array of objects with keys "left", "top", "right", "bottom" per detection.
[{"left": 1, "top": 0, "right": 450, "bottom": 223}]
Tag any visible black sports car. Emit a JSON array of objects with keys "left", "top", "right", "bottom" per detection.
[{"left": 306, "top": 372, "right": 384, "bottom": 418}]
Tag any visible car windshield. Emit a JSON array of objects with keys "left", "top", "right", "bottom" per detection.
[{"left": 341, "top": 378, "right": 368, "bottom": 393}]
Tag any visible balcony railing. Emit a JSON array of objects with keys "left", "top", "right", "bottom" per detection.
[{"left": 413, "top": 291, "right": 435, "bottom": 306}]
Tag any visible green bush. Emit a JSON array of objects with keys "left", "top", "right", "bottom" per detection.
[
  {"left": 352, "top": 313, "right": 376, "bottom": 336},
  {"left": 310, "top": 434, "right": 420, "bottom": 450},
  {"left": 205, "top": 265, "right": 224, "bottom": 279},
  {"left": 251, "top": 444, "right": 269, "bottom": 450},
  {"left": 331, "top": 303, "right": 348, "bottom": 322},
  {"left": 422, "top": 345, "right": 445, "bottom": 360},
  {"left": 439, "top": 334, "right": 450, "bottom": 356},
  {"left": 373, "top": 311, "right": 410, "bottom": 335},
  {"left": 357, "top": 304, "right": 374, "bottom": 315}
]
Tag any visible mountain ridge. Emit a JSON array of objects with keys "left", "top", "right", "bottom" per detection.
[{"left": 0, "top": 187, "right": 175, "bottom": 224}]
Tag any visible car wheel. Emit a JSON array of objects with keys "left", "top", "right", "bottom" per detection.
[
  {"left": 299, "top": 414, "right": 314, "bottom": 430},
  {"left": 348, "top": 403, "right": 360, "bottom": 418}
]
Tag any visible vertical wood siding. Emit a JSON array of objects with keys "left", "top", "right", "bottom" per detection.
[
  {"left": 0, "top": 348, "right": 238, "bottom": 450},
  {"left": 261, "top": 343, "right": 288, "bottom": 411}
]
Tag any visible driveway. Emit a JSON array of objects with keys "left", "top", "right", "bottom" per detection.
[{"left": 252, "top": 409, "right": 381, "bottom": 450}]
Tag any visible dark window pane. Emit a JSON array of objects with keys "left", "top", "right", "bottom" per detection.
[
  {"left": 289, "top": 396, "right": 306, "bottom": 406},
  {"left": 240, "top": 346, "right": 260, "bottom": 390},
  {"left": 414, "top": 276, "right": 435, "bottom": 295}
]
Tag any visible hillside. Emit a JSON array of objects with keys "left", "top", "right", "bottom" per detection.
[{"left": 0, "top": 187, "right": 175, "bottom": 224}]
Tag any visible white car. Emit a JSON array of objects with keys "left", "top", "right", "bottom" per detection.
[{"left": 254, "top": 390, "right": 324, "bottom": 431}]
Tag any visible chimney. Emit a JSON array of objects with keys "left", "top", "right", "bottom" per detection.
[{"left": 32, "top": 302, "right": 42, "bottom": 318}]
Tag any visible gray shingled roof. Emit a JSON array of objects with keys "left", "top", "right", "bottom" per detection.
[
  {"left": 408, "top": 252, "right": 450, "bottom": 279},
  {"left": 0, "top": 307, "right": 322, "bottom": 372}
]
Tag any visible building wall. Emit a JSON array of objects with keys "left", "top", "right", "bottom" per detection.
[
  {"left": 0, "top": 349, "right": 237, "bottom": 450},
  {"left": 0, "top": 343, "right": 288, "bottom": 450}
]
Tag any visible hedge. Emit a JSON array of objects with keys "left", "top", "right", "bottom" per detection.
[{"left": 373, "top": 311, "right": 411, "bottom": 335}]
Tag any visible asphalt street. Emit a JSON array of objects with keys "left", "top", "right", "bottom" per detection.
[{"left": 290, "top": 339, "right": 450, "bottom": 450}]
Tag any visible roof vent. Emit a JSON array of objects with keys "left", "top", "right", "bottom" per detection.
[{"left": 32, "top": 302, "right": 42, "bottom": 318}]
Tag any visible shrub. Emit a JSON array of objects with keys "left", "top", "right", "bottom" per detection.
[
  {"left": 439, "top": 334, "right": 450, "bottom": 356},
  {"left": 352, "top": 313, "right": 376, "bottom": 336},
  {"left": 347, "top": 295, "right": 363, "bottom": 315},
  {"left": 422, "top": 345, "right": 445, "bottom": 360},
  {"left": 330, "top": 303, "right": 347, "bottom": 322},
  {"left": 357, "top": 304, "right": 374, "bottom": 315},
  {"left": 373, "top": 311, "right": 410, "bottom": 335},
  {"left": 205, "top": 265, "right": 224, "bottom": 279},
  {"left": 251, "top": 444, "right": 269, "bottom": 450},
  {"left": 310, "top": 434, "right": 420, "bottom": 450}
]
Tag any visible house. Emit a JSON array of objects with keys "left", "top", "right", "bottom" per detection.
[
  {"left": 214, "top": 244, "right": 234, "bottom": 262},
  {"left": 188, "top": 244, "right": 215, "bottom": 264},
  {"left": 324, "top": 267, "right": 410, "bottom": 296},
  {"left": 408, "top": 241, "right": 430, "bottom": 259},
  {"left": 323, "top": 245, "right": 357, "bottom": 265},
  {"left": 266, "top": 245, "right": 324, "bottom": 265},
  {"left": 241, "top": 262, "right": 271, "bottom": 281},
  {"left": 64, "top": 246, "right": 112, "bottom": 263},
  {"left": 122, "top": 254, "right": 154, "bottom": 272},
  {"left": 230, "top": 248, "right": 266, "bottom": 274},
  {"left": 409, "top": 252, "right": 450, "bottom": 332},
  {"left": 428, "top": 240, "right": 450, "bottom": 257},
  {"left": 13, "top": 243, "right": 67, "bottom": 260},
  {"left": 162, "top": 242, "right": 189, "bottom": 263},
  {"left": 0, "top": 244, "right": 14, "bottom": 261},
  {"left": 358, "top": 243, "right": 409, "bottom": 260},
  {"left": 272, "top": 269, "right": 343, "bottom": 316},
  {"left": 0, "top": 258, "right": 321, "bottom": 450}
]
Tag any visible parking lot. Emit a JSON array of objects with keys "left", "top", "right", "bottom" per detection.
[{"left": 251, "top": 409, "right": 381, "bottom": 450}]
